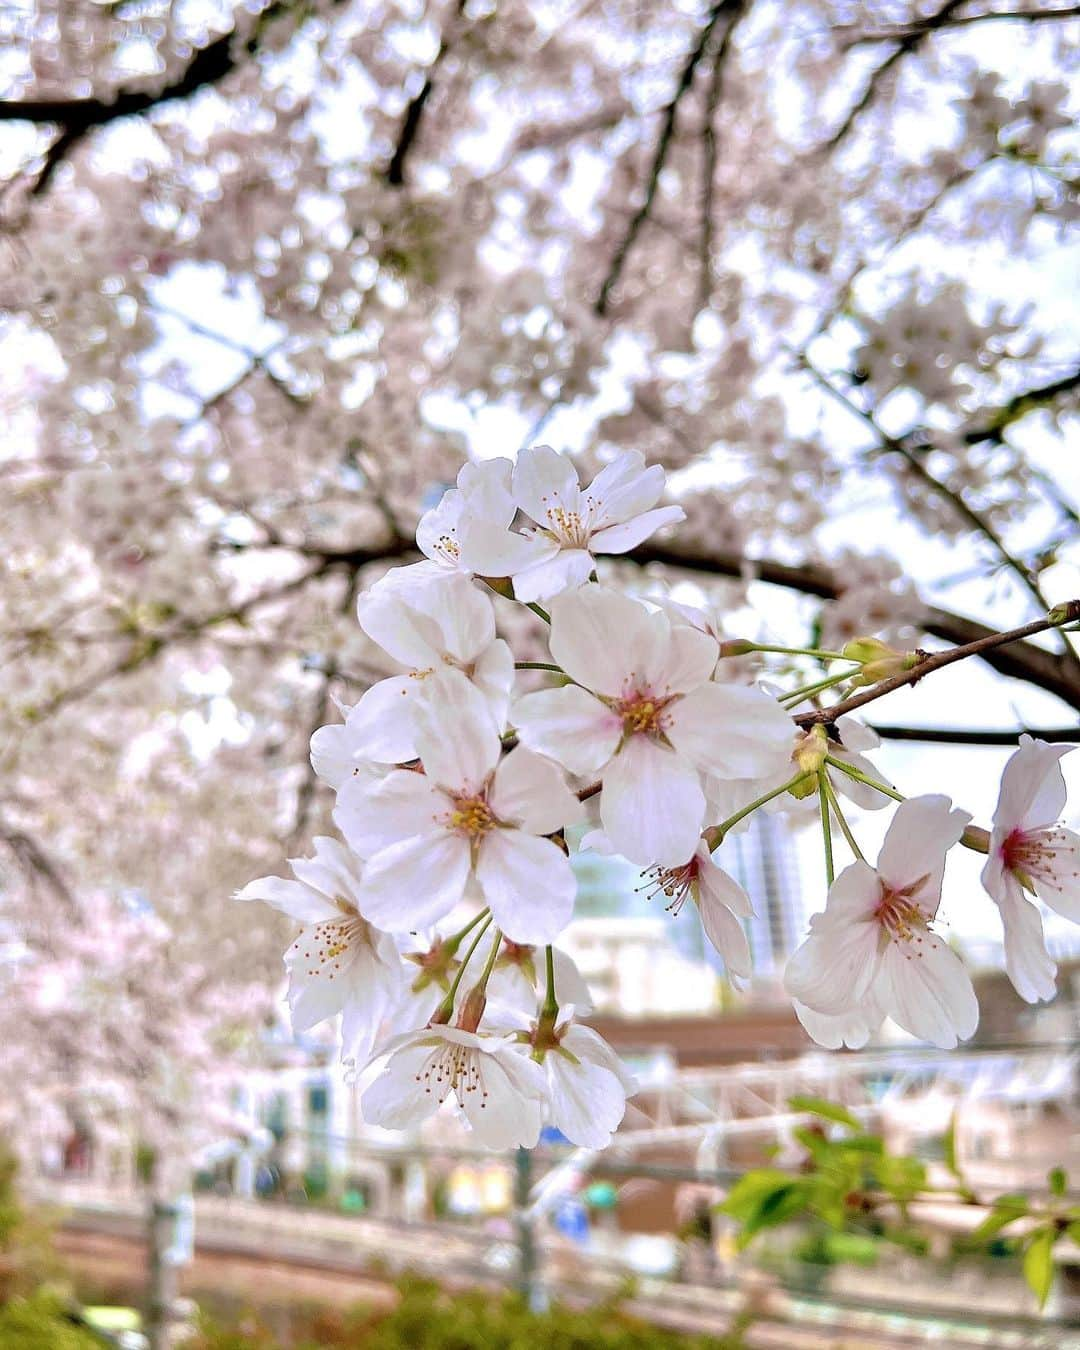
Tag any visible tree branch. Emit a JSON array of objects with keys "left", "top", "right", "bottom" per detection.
[
  {"left": 0, "top": 0, "right": 321, "bottom": 197},
  {"left": 867, "top": 723, "right": 1079, "bottom": 746},
  {"left": 384, "top": 0, "right": 468, "bottom": 187},
  {"left": 596, "top": 0, "right": 740, "bottom": 316},
  {"left": 843, "top": 5, "right": 1080, "bottom": 46},
  {"left": 794, "top": 601, "right": 1079, "bottom": 729}
]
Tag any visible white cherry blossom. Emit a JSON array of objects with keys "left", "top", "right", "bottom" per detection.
[
  {"left": 537, "top": 1013, "right": 636, "bottom": 1148},
  {"left": 335, "top": 670, "right": 584, "bottom": 944},
  {"left": 513, "top": 585, "right": 794, "bottom": 865},
  {"left": 415, "top": 458, "right": 520, "bottom": 574},
  {"left": 785, "top": 795, "right": 978, "bottom": 1050},
  {"left": 459, "top": 447, "right": 686, "bottom": 603},
  {"left": 234, "top": 836, "right": 402, "bottom": 1060},
  {"left": 348, "top": 568, "right": 513, "bottom": 764},
  {"left": 361, "top": 1024, "right": 549, "bottom": 1149},
  {"left": 980, "top": 736, "right": 1080, "bottom": 1003}
]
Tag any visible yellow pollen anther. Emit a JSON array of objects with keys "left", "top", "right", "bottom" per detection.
[{"left": 449, "top": 795, "right": 496, "bottom": 837}]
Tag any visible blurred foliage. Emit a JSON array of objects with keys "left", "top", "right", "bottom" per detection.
[
  {"left": 0, "top": 1149, "right": 62, "bottom": 1303},
  {"left": 718, "top": 1097, "right": 1079, "bottom": 1308},
  {"left": 0, "top": 1290, "right": 103, "bottom": 1350},
  {"left": 189, "top": 1274, "right": 750, "bottom": 1348}
]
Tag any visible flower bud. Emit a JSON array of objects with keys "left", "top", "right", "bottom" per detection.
[
  {"left": 456, "top": 985, "right": 487, "bottom": 1033},
  {"left": 1048, "top": 599, "right": 1080, "bottom": 626},
  {"left": 718, "top": 639, "right": 755, "bottom": 657},
  {"left": 793, "top": 725, "right": 828, "bottom": 779},
  {"left": 842, "top": 637, "right": 920, "bottom": 686}
]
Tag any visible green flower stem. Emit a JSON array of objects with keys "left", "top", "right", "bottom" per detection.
[
  {"left": 476, "top": 925, "right": 504, "bottom": 990},
  {"left": 824, "top": 754, "right": 905, "bottom": 803},
  {"left": 705, "top": 770, "right": 812, "bottom": 847},
  {"left": 818, "top": 773, "right": 835, "bottom": 886},
  {"left": 781, "top": 669, "right": 854, "bottom": 707},
  {"left": 541, "top": 944, "right": 558, "bottom": 1022},
  {"left": 514, "top": 661, "right": 563, "bottom": 672},
  {"left": 748, "top": 643, "right": 852, "bottom": 661},
  {"left": 444, "top": 907, "right": 490, "bottom": 957},
  {"left": 824, "top": 774, "right": 865, "bottom": 862},
  {"left": 437, "top": 914, "right": 494, "bottom": 1019},
  {"left": 526, "top": 602, "right": 551, "bottom": 623}
]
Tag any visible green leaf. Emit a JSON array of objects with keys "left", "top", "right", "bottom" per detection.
[
  {"left": 1022, "top": 1227, "right": 1055, "bottom": 1308},
  {"left": 1048, "top": 1166, "right": 1067, "bottom": 1197},
  {"left": 788, "top": 1095, "right": 860, "bottom": 1130},
  {"left": 719, "top": 1170, "right": 812, "bottom": 1246},
  {"left": 968, "top": 1194, "right": 1029, "bottom": 1245}
]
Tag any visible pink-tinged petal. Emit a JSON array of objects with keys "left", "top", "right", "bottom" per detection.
[
  {"left": 512, "top": 444, "right": 582, "bottom": 525},
  {"left": 994, "top": 879, "right": 1057, "bottom": 1004},
  {"left": 548, "top": 585, "right": 661, "bottom": 697},
  {"left": 334, "top": 770, "right": 448, "bottom": 858},
  {"left": 645, "top": 623, "right": 718, "bottom": 696},
  {"left": 457, "top": 457, "right": 516, "bottom": 526},
  {"left": 698, "top": 851, "right": 753, "bottom": 919},
  {"left": 793, "top": 1000, "right": 880, "bottom": 1050},
  {"left": 995, "top": 736, "right": 1073, "bottom": 832},
  {"left": 600, "top": 736, "right": 705, "bottom": 867},
  {"left": 234, "top": 875, "right": 340, "bottom": 923},
  {"left": 586, "top": 451, "right": 663, "bottom": 524},
  {"left": 284, "top": 924, "right": 361, "bottom": 1032},
  {"left": 309, "top": 722, "right": 353, "bottom": 791},
  {"left": 457, "top": 523, "right": 556, "bottom": 579},
  {"left": 289, "top": 838, "right": 363, "bottom": 906},
  {"left": 345, "top": 676, "right": 421, "bottom": 764},
  {"left": 696, "top": 892, "right": 752, "bottom": 979},
  {"left": 590, "top": 504, "right": 685, "bottom": 555},
  {"left": 876, "top": 795, "right": 970, "bottom": 905},
  {"left": 360, "top": 833, "right": 472, "bottom": 931},
  {"left": 666, "top": 683, "right": 795, "bottom": 778},
  {"left": 476, "top": 831, "right": 577, "bottom": 945},
  {"left": 819, "top": 859, "right": 884, "bottom": 926},
  {"left": 1030, "top": 826, "right": 1080, "bottom": 921},
  {"left": 490, "top": 746, "right": 584, "bottom": 835},
  {"left": 980, "top": 838, "right": 1012, "bottom": 908},
  {"left": 876, "top": 934, "right": 978, "bottom": 1048},
  {"left": 513, "top": 686, "right": 621, "bottom": 776},
  {"left": 512, "top": 548, "right": 595, "bottom": 604},
  {"left": 545, "top": 1053, "right": 628, "bottom": 1148},
  {"left": 783, "top": 918, "right": 881, "bottom": 1015},
  {"left": 356, "top": 576, "right": 440, "bottom": 669},
  {"left": 411, "top": 668, "right": 502, "bottom": 793}
]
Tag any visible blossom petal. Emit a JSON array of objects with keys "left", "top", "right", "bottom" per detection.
[
  {"left": 992, "top": 877, "right": 1057, "bottom": 1004},
  {"left": 876, "top": 795, "right": 970, "bottom": 907},
  {"left": 793, "top": 1000, "right": 880, "bottom": 1050},
  {"left": 666, "top": 683, "right": 794, "bottom": 778},
  {"left": 590, "top": 504, "right": 686, "bottom": 555},
  {"left": 696, "top": 891, "right": 752, "bottom": 979},
  {"left": 511, "top": 548, "right": 596, "bottom": 604},
  {"left": 345, "top": 675, "right": 422, "bottom": 763},
  {"left": 548, "top": 585, "right": 661, "bottom": 697},
  {"left": 461, "top": 1051, "right": 547, "bottom": 1150},
  {"left": 234, "top": 875, "right": 340, "bottom": 923},
  {"left": 1030, "top": 826, "right": 1080, "bottom": 921},
  {"left": 586, "top": 451, "right": 663, "bottom": 524},
  {"left": 994, "top": 736, "right": 1072, "bottom": 832},
  {"left": 472, "top": 639, "right": 515, "bottom": 730},
  {"left": 600, "top": 736, "right": 705, "bottom": 867},
  {"left": 828, "top": 749, "right": 894, "bottom": 811},
  {"left": 513, "top": 686, "right": 621, "bottom": 776},
  {"left": 334, "top": 770, "right": 448, "bottom": 858},
  {"left": 783, "top": 920, "right": 880, "bottom": 1016},
  {"left": 476, "top": 830, "right": 577, "bottom": 945},
  {"left": 360, "top": 833, "right": 472, "bottom": 931},
  {"left": 361, "top": 1043, "right": 443, "bottom": 1131},
  {"left": 457, "top": 524, "right": 556, "bottom": 579},
  {"left": 512, "top": 444, "right": 581, "bottom": 524},
  {"left": 490, "top": 746, "right": 584, "bottom": 835},
  {"left": 876, "top": 934, "right": 978, "bottom": 1048},
  {"left": 545, "top": 1053, "right": 628, "bottom": 1148},
  {"left": 412, "top": 668, "right": 503, "bottom": 793},
  {"left": 646, "top": 623, "right": 718, "bottom": 696}
]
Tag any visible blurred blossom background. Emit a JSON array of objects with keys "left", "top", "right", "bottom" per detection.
[{"left": 0, "top": 0, "right": 1078, "bottom": 1345}]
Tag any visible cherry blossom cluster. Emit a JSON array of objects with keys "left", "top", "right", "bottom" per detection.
[{"left": 238, "top": 448, "right": 1080, "bottom": 1150}]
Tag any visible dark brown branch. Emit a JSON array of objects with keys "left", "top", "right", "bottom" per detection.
[
  {"left": 596, "top": 0, "right": 740, "bottom": 316},
  {"left": 0, "top": 0, "right": 320, "bottom": 197},
  {"left": 0, "top": 811, "right": 77, "bottom": 914},
  {"left": 845, "top": 5, "right": 1080, "bottom": 45},
  {"left": 698, "top": 2, "right": 747, "bottom": 309},
  {"left": 384, "top": 0, "right": 468, "bottom": 187},
  {"left": 868, "top": 723, "right": 1079, "bottom": 746},
  {"left": 794, "top": 602, "right": 1079, "bottom": 729},
  {"left": 819, "top": 0, "right": 968, "bottom": 154},
  {"left": 961, "top": 364, "right": 1080, "bottom": 446}
]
